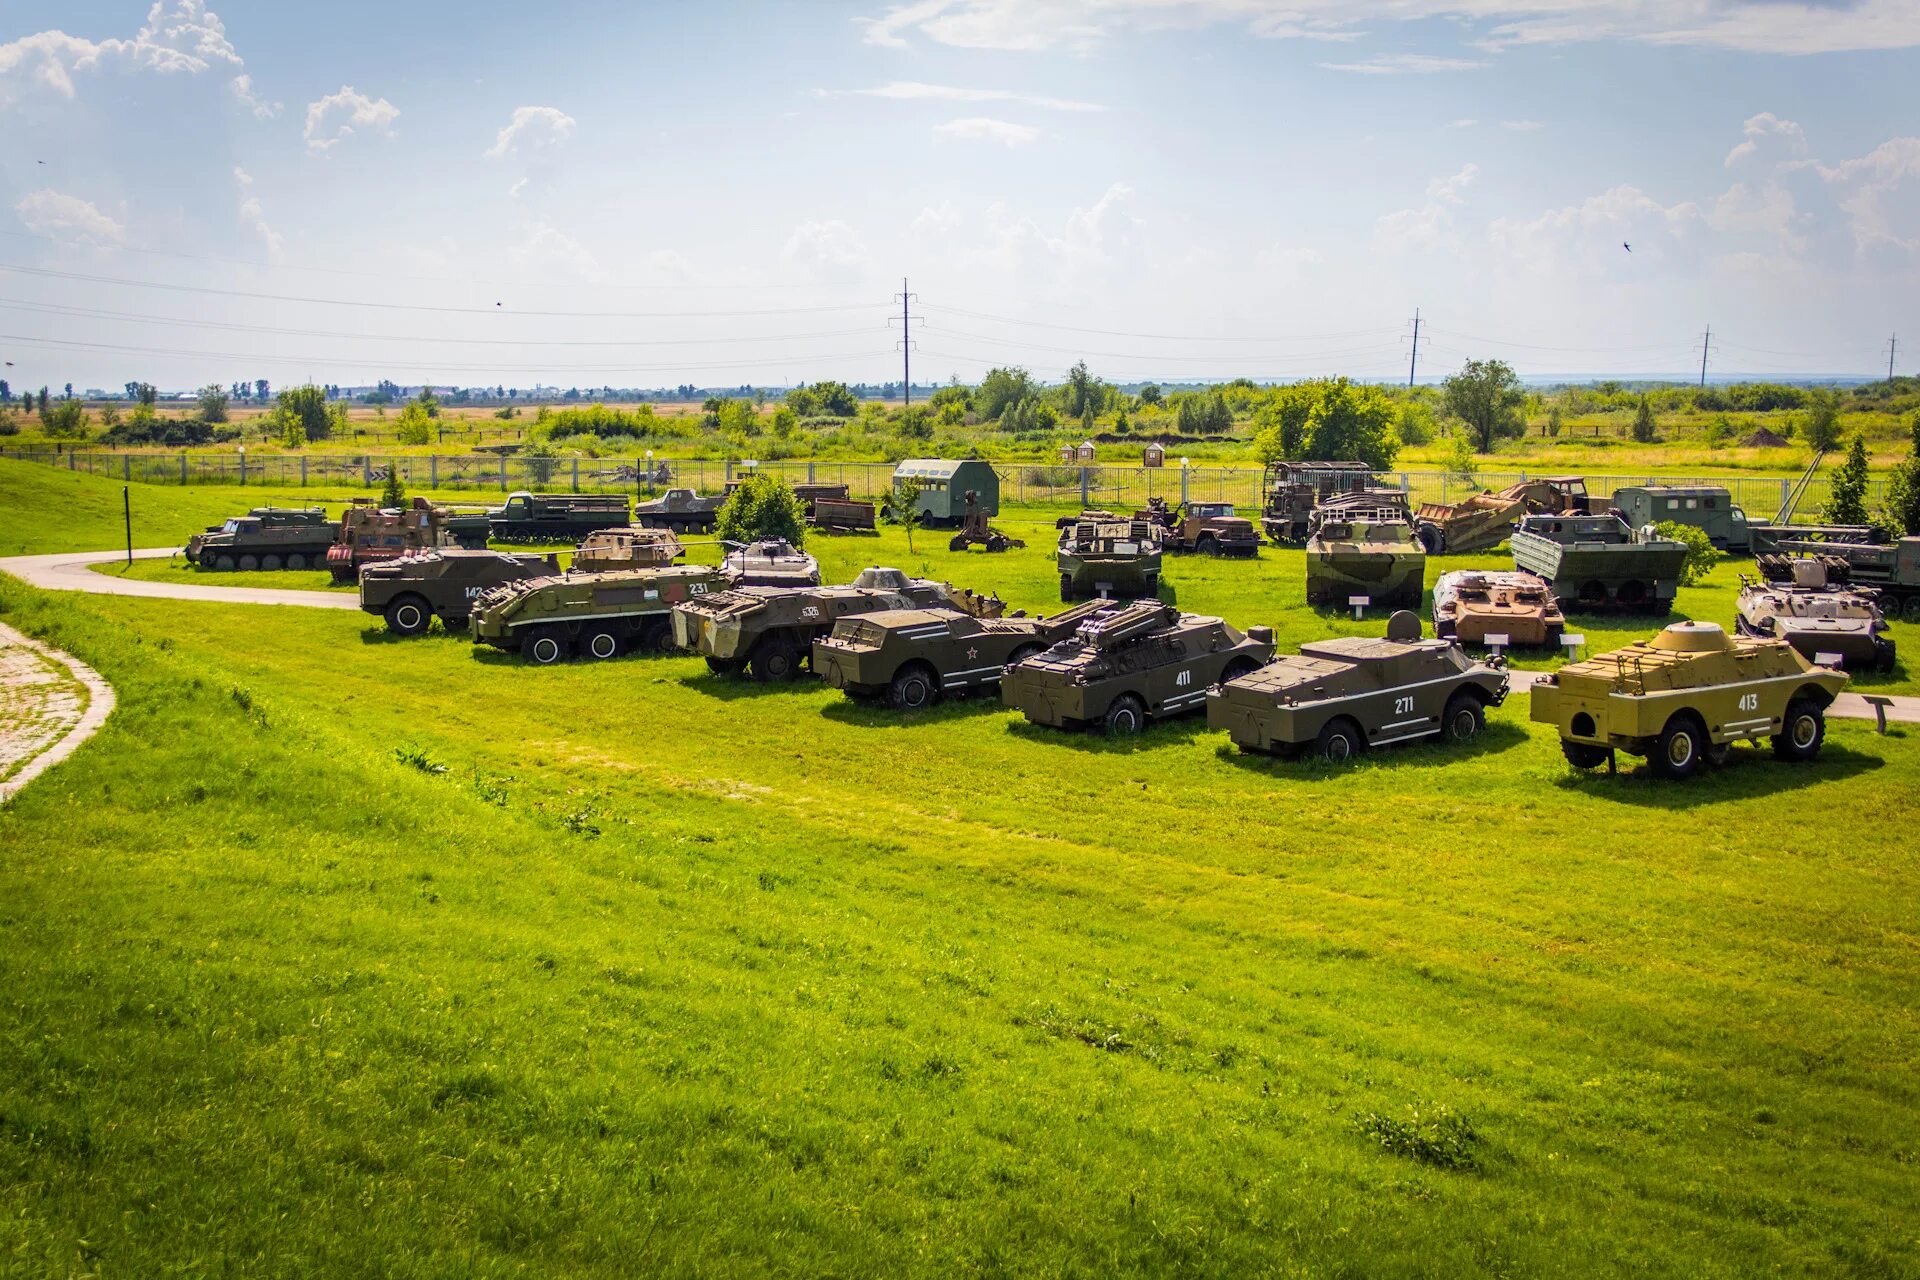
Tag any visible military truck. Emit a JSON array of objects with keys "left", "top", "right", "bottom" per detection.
[
  {"left": 672, "top": 568, "right": 1000, "bottom": 681},
  {"left": 1261, "top": 461, "right": 1374, "bottom": 544},
  {"left": 470, "top": 564, "right": 731, "bottom": 663},
  {"left": 1057, "top": 513, "right": 1165, "bottom": 601},
  {"left": 813, "top": 598, "right": 1120, "bottom": 709},
  {"left": 1531, "top": 620, "right": 1848, "bottom": 778},
  {"left": 1140, "top": 498, "right": 1260, "bottom": 557},
  {"left": 1208, "top": 610, "right": 1508, "bottom": 760},
  {"left": 484, "top": 491, "right": 631, "bottom": 542},
  {"left": 1735, "top": 557, "right": 1894, "bottom": 672},
  {"left": 1510, "top": 513, "right": 1689, "bottom": 613},
  {"left": 186, "top": 507, "right": 339, "bottom": 571},
  {"left": 570, "top": 526, "right": 684, "bottom": 572},
  {"left": 632, "top": 487, "right": 725, "bottom": 533},
  {"left": 1431, "top": 569, "right": 1565, "bottom": 647},
  {"left": 326, "top": 499, "right": 470, "bottom": 583},
  {"left": 721, "top": 538, "right": 821, "bottom": 587},
  {"left": 1746, "top": 528, "right": 1920, "bottom": 621},
  {"left": 358, "top": 548, "right": 559, "bottom": 635},
  {"left": 1304, "top": 502, "right": 1425, "bottom": 610},
  {"left": 1411, "top": 478, "right": 1587, "bottom": 555},
  {"left": 1611, "top": 486, "right": 1750, "bottom": 552}
]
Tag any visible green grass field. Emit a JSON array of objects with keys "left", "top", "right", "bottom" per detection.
[{"left": 3, "top": 458, "right": 1919, "bottom": 1277}]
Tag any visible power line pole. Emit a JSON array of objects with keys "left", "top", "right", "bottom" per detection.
[
  {"left": 1698, "top": 323, "right": 1713, "bottom": 388},
  {"left": 1407, "top": 308, "right": 1421, "bottom": 387},
  {"left": 890, "top": 277, "right": 918, "bottom": 406},
  {"left": 1888, "top": 332, "right": 1899, "bottom": 382}
]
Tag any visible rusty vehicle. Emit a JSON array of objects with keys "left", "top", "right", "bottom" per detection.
[
  {"left": 1529, "top": 619, "right": 1849, "bottom": 778},
  {"left": 1057, "top": 512, "right": 1164, "bottom": 601},
  {"left": 358, "top": 548, "right": 558, "bottom": 635},
  {"left": 186, "top": 506, "right": 339, "bottom": 571},
  {"left": 470, "top": 563, "right": 731, "bottom": 663},
  {"left": 948, "top": 490, "right": 1026, "bottom": 553},
  {"left": 326, "top": 499, "right": 467, "bottom": 583},
  {"left": 813, "top": 598, "right": 1120, "bottom": 709},
  {"left": 1511, "top": 512, "right": 1689, "bottom": 614},
  {"left": 1208, "top": 610, "right": 1508, "bottom": 761},
  {"left": 1260, "top": 461, "right": 1374, "bottom": 544},
  {"left": 1000, "top": 600, "right": 1274, "bottom": 734},
  {"left": 724, "top": 479, "right": 876, "bottom": 532},
  {"left": 721, "top": 537, "right": 822, "bottom": 587},
  {"left": 1140, "top": 498, "right": 1260, "bottom": 557},
  {"left": 672, "top": 567, "right": 1001, "bottom": 681},
  {"left": 570, "top": 526, "right": 685, "bottom": 572},
  {"left": 483, "top": 491, "right": 630, "bottom": 542},
  {"left": 1304, "top": 495, "right": 1425, "bottom": 611},
  {"left": 1747, "top": 527, "right": 1920, "bottom": 621},
  {"left": 632, "top": 487, "right": 725, "bottom": 534},
  {"left": 1411, "top": 478, "right": 1588, "bottom": 555},
  {"left": 1735, "top": 557, "right": 1895, "bottom": 672},
  {"left": 1431, "top": 569, "right": 1565, "bottom": 646}
]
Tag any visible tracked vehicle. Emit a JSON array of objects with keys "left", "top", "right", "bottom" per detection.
[
  {"left": 484, "top": 491, "right": 630, "bottom": 542},
  {"left": 1746, "top": 529, "right": 1920, "bottom": 621},
  {"left": 327, "top": 499, "right": 470, "bottom": 583},
  {"left": 1529, "top": 620, "right": 1848, "bottom": 779},
  {"left": 1735, "top": 557, "right": 1894, "bottom": 672},
  {"left": 1000, "top": 600, "right": 1274, "bottom": 734},
  {"left": 1431, "top": 569, "right": 1565, "bottom": 646},
  {"left": 632, "top": 487, "right": 725, "bottom": 533},
  {"left": 1057, "top": 513, "right": 1164, "bottom": 601},
  {"left": 186, "top": 507, "right": 339, "bottom": 571},
  {"left": 1140, "top": 498, "right": 1260, "bottom": 557},
  {"left": 722, "top": 537, "right": 822, "bottom": 587},
  {"left": 1304, "top": 494, "right": 1425, "bottom": 610},
  {"left": 1208, "top": 610, "right": 1508, "bottom": 760},
  {"left": 359, "top": 548, "right": 559, "bottom": 635},
  {"left": 1511, "top": 513, "right": 1688, "bottom": 614},
  {"left": 570, "top": 526, "right": 684, "bottom": 572},
  {"left": 470, "top": 564, "right": 730, "bottom": 663}
]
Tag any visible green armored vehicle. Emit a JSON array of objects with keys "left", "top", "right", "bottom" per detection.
[
  {"left": 1746, "top": 528, "right": 1920, "bottom": 620},
  {"left": 673, "top": 568, "right": 998, "bottom": 681},
  {"left": 471, "top": 564, "right": 730, "bottom": 663},
  {"left": 813, "top": 598, "right": 1120, "bottom": 709},
  {"left": 1735, "top": 557, "right": 1894, "bottom": 672},
  {"left": 632, "top": 487, "right": 725, "bottom": 534},
  {"left": 1511, "top": 513, "right": 1688, "bottom": 613},
  {"left": 1057, "top": 513, "right": 1165, "bottom": 601},
  {"left": 1261, "top": 461, "right": 1373, "bottom": 544},
  {"left": 359, "top": 548, "right": 559, "bottom": 635},
  {"left": 1530, "top": 620, "right": 1848, "bottom": 779},
  {"left": 186, "top": 507, "right": 339, "bottom": 571},
  {"left": 1304, "top": 493, "right": 1425, "bottom": 610},
  {"left": 1208, "top": 610, "right": 1508, "bottom": 761},
  {"left": 1000, "top": 600, "right": 1274, "bottom": 734},
  {"left": 484, "top": 491, "right": 630, "bottom": 542}
]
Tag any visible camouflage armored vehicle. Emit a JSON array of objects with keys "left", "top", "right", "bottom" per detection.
[
  {"left": 813, "top": 598, "right": 1120, "bottom": 709},
  {"left": 1529, "top": 619, "right": 1849, "bottom": 779},
  {"left": 186, "top": 507, "right": 339, "bottom": 571},
  {"left": 484, "top": 491, "right": 630, "bottom": 542},
  {"left": 1746, "top": 528, "right": 1920, "bottom": 620},
  {"left": 1431, "top": 569, "right": 1565, "bottom": 646},
  {"left": 1304, "top": 500, "right": 1425, "bottom": 610},
  {"left": 672, "top": 568, "right": 1001, "bottom": 681},
  {"left": 471, "top": 563, "right": 730, "bottom": 663},
  {"left": 1000, "top": 600, "right": 1274, "bottom": 734},
  {"left": 358, "top": 548, "right": 558, "bottom": 635},
  {"left": 632, "top": 487, "right": 725, "bottom": 533},
  {"left": 570, "top": 526, "right": 684, "bottom": 572},
  {"left": 327, "top": 499, "right": 468, "bottom": 583},
  {"left": 1261, "top": 461, "right": 1374, "bottom": 544},
  {"left": 1140, "top": 498, "right": 1260, "bottom": 557},
  {"left": 1511, "top": 513, "right": 1689, "bottom": 614},
  {"left": 1735, "top": 557, "right": 1894, "bottom": 672},
  {"left": 1057, "top": 513, "right": 1165, "bottom": 601},
  {"left": 721, "top": 537, "right": 821, "bottom": 587},
  {"left": 1208, "top": 610, "right": 1508, "bottom": 760}
]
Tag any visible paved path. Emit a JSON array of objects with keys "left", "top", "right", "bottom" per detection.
[
  {"left": 0, "top": 620, "right": 116, "bottom": 804},
  {"left": 0, "top": 547, "right": 357, "bottom": 609}
]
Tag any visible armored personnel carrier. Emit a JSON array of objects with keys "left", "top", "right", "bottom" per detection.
[
  {"left": 632, "top": 487, "right": 725, "bottom": 533},
  {"left": 1140, "top": 498, "right": 1260, "bottom": 557},
  {"left": 1529, "top": 620, "right": 1848, "bottom": 779},
  {"left": 186, "top": 507, "right": 339, "bottom": 571},
  {"left": 1735, "top": 557, "right": 1894, "bottom": 672},
  {"left": 1000, "top": 600, "right": 1274, "bottom": 734},
  {"left": 672, "top": 568, "right": 999, "bottom": 681},
  {"left": 1208, "top": 610, "right": 1508, "bottom": 760},
  {"left": 570, "top": 526, "right": 684, "bottom": 572},
  {"left": 813, "top": 598, "right": 1120, "bottom": 709},
  {"left": 1304, "top": 495, "right": 1425, "bottom": 610},
  {"left": 484, "top": 491, "right": 630, "bottom": 542},
  {"left": 1260, "top": 461, "right": 1373, "bottom": 544},
  {"left": 1747, "top": 528, "right": 1920, "bottom": 621},
  {"left": 1511, "top": 513, "right": 1688, "bottom": 614},
  {"left": 1057, "top": 513, "right": 1165, "bottom": 601},
  {"left": 1431, "top": 569, "right": 1565, "bottom": 646},
  {"left": 470, "top": 563, "right": 731, "bottom": 663},
  {"left": 721, "top": 537, "right": 821, "bottom": 587},
  {"left": 358, "top": 548, "right": 558, "bottom": 635}
]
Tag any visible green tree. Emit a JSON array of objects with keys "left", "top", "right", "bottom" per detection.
[
  {"left": 1303, "top": 379, "right": 1399, "bottom": 469},
  {"left": 1824, "top": 433, "right": 1872, "bottom": 526},
  {"left": 379, "top": 465, "right": 406, "bottom": 509},
  {"left": 1544, "top": 405, "right": 1563, "bottom": 438},
  {"left": 769, "top": 406, "right": 799, "bottom": 440},
  {"left": 1137, "top": 383, "right": 1162, "bottom": 406},
  {"left": 1655, "top": 521, "right": 1720, "bottom": 587},
  {"left": 136, "top": 382, "right": 158, "bottom": 407},
  {"left": 798, "top": 381, "right": 857, "bottom": 417},
  {"left": 198, "top": 384, "right": 229, "bottom": 423},
  {"left": 1441, "top": 359, "right": 1525, "bottom": 453},
  {"left": 277, "top": 384, "right": 332, "bottom": 442},
  {"left": 1801, "top": 389, "right": 1842, "bottom": 451},
  {"left": 881, "top": 474, "right": 923, "bottom": 554},
  {"left": 414, "top": 387, "right": 441, "bottom": 418},
  {"left": 1879, "top": 414, "right": 1920, "bottom": 536},
  {"left": 522, "top": 439, "right": 560, "bottom": 486},
  {"left": 784, "top": 385, "right": 818, "bottom": 416},
  {"left": 715, "top": 473, "right": 806, "bottom": 548},
  {"left": 41, "top": 398, "right": 90, "bottom": 440},
  {"left": 1395, "top": 401, "right": 1434, "bottom": 447},
  {"left": 1251, "top": 384, "right": 1314, "bottom": 463},
  {"left": 1631, "top": 393, "right": 1658, "bottom": 443},
  {"left": 394, "top": 400, "right": 433, "bottom": 446},
  {"left": 975, "top": 367, "right": 1037, "bottom": 421},
  {"left": 1060, "top": 360, "right": 1106, "bottom": 420}
]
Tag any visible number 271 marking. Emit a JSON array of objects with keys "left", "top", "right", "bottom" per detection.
[{"left": 1394, "top": 695, "right": 1415, "bottom": 714}]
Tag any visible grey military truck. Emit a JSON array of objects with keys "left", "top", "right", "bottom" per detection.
[
  {"left": 470, "top": 564, "right": 731, "bottom": 663},
  {"left": 813, "top": 598, "right": 1121, "bottom": 709},
  {"left": 358, "top": 548, "right": 559, "bottom": 635},
  {"left": 1000, "top": 599, "right": 1274, "bottom": 734},
  {"left": 186, "top": 507, "right": 339, "bottom": 571},
  {"left": 1511, "top": 512, "right": 1689, "bottom": 613},
  {"left": 632, "top": 487, "right": 725, "bottom": 534}
]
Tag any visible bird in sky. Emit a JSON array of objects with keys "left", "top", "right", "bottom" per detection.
[{"left": 1623, "top": 242, "right": 1633, "bottom": 252}]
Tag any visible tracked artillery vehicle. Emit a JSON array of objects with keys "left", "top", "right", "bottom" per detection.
[
  {"left": 1529, "top": 620, "right": 1848, "bottom": 779},
  {"left": 569, "top": 526, "right": 685, "bottom": 571},
  {"left": 1207, "top": 610, "right": 1508, "bottom": 761},
  {"left": 1000, "top": 600, "right": 1274, "bottom": 734},
  {"left": 359, "top": 549, "right": 559, "bottom": 635},
  {"left": 470, "top": 563, "right": 731, "bottom": 663},
  {"left": 1511, "top": 513, "right": 1688, "bottom": 614},
  {"left": 1431, "top": 569, "right": 1565, "bottom": 646},
  {"left": 1304, "top": 492, "right": 1425, "bottom": 610},
  {"left": 1057, "top": 513, "right": 1164, "bottom": 601},
  {"left": 1735, "top": 557, "right": 1894, "bottom": 672},
  {"left": 186, "top": 507, "right": 339, "bottom": 571},
  {"left": 721, "top": 537, "right": 822, "bottom": 587},
  {"left": 1140, "top": 498, "right": 1260, "bottom": 557},
  {"left": 1260, "top": 460, "right": 1374, "bottom": 544}
]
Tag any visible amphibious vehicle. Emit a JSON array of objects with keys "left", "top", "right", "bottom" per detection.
[
  {"left": 359, "top": 548, "right": 559, "bottom": 635},
  {"left": 1511, "top": 513, "right": 1688, "bottom": 614},
  {"left": 1431, "top": 569, "right": 1566, "bottom": 646},
  {"left": 1057, "top": 513, "right": 1165, "bottom": 601},
  {"left": 1304, "top": 496, "right": 1425, "bottom": 610},
  {"left": 721, "top": 537, "right": 822, "bottom": 588},
  {"left": 1735, "top": 557, "right": 1894, "bottom": 672},
  {"left": 186, "top": 506, "right": 339, "bottom": 571},
  {"left": 470, "top": 563, "right": 731, "bottom": 663},
  {"left": 570, "top": 526, "right": 684, "bottom": 572},
  {"left": 632, "top": 487, "right": 725, "bottom": 533}
]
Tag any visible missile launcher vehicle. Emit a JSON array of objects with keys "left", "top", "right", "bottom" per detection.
[
  {"left": 1431, "top": 569, "right": 1565, "bottom": 646},
  {"left": 470, "top": 563, "right": 731, "bottom": 663},
  {"left": 1529, "top": 620, "right": 1848, "bottom": 779},
  {"left": 186, "top": 506, "right": 339, "bottom": 571},
  {"left": 1207, "top": 610, "right": 1508, "bottom": 761},
  {"left": 1746, "top": 528, "right": 1920, "bottom": 620},
  {"left": 1511, "top": 513, "right": 1688, "bottom": 614},
  {"left": 1057, "top": 513, "right": 1165, "bottom": 601},
  {"left": 570, "top": 526, "right": 684, "bottom": 572},
  {"left": 721, "top": 537, "right": 821, "bottom": 588},
  {"left": 359, "top": 548, "right": 559, "bottom": 635},
  {"left": 1304, "top": 494, "right": 1425, "bottom": 610},
  {"left": 1000, "top": 600, "right": 1274, "bottom": 734},
  {"left": 1735, "top": 557, "right": 1894, "bottom": 672}
]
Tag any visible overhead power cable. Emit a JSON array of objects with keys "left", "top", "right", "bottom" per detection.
[{"left": 917, "top": 303, "right": 1404, "bottom": 344}]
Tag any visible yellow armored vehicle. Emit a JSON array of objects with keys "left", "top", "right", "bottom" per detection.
[
  {"left": 570, "top": 526, "right": 684, "bottom": 572},
  {"left": 1529, "top": 620, "right": 1849, "bottom": 779}
]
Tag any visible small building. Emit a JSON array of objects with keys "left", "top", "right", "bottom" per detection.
[
  {"left": 1058, "top": 444, "right": 1077, "bottom": 464},
  {"left": 1610, "top": 485, "right": 1750, "bottom": 551},
  {"left": 892, "top": 458, "right": 1000, "bottom": 526},
  {"left": 1075, "top": 440, "right": 1098, "bottom": 463},
  {"left": 1142, "top": 441, "right": 1165, "bottom": 469}
]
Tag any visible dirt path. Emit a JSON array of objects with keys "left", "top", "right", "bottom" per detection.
[
  {"left": 0, "top": 620, "right": 116, "bottom": 804},
  {"left": 0, "top": 548, "right": 359, "bottom": 610}
]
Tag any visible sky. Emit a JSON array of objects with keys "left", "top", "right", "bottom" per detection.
[{"left": 0, "top": 0, "right": 1916, "bottom": 394}]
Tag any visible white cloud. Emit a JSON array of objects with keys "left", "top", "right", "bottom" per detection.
[
  {"left": 303, "top": 85, "right": 400, "bottom": 154},
  {"left": 485, "top": 105, "right": 577, "bottom": 160},
  {"left": 508, "top": 177, "right": 529, "bottom": 199},
  {"left": 781, "top": 219, "right": 869, "bottom": 281},
  {"left": 230, "top": 72, "right": 279, "bottom": 119},
  {"left": 1254, "top": 244, "right": 1323, "bottom": 282},
  {"left": 508, "top": 222, "right": 600, "bottom": 280},
  {"left": 1319, "top": 52, "right": 1487, "bottom": 73},
  {"left": 933, "top": 116, "right": 1040, "bottom": 147},
  {"left": 1725, "top": 111, "right": 1806, "bottom": 167},
  {"left": 1375, "top": 163, "right": 1479, "bottom": 251},
  {"left": 821, "top": 80, "right": 1101, "bottom": 111},
  {"left": 14, "top": 189, "right": 125, "bottom": 246},
  {"left": 1820, "top": 137, "right": 1920, "bottom": 255},
  {"left": 1447, "top": 118, "right": 1478, "bottom": 129},
  {"left": 0, "top": 1, "right": 258, "bottom": 110},
  {"left": 231, "top": 167, "right": 283, "bottom": 261},
  {"left": 1501, "top": 118, "right": 1544, "bottom": 131}
]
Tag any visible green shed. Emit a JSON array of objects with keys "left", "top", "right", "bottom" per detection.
[{"left": 892, "top": 458, "right": 1001, "bottom": 526}]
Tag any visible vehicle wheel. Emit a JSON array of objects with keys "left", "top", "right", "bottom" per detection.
[
  {"left": 522, "top": 627, "right": 568, "bottom": 665},
  {"left": 384, "top": 595, "right": 431, "bottom": 637},
  {"left": 1650, "top": 713, "right": 1706, "bottom": 780},
  {"left": 238, "top": 554, "right": 259, "bottom": 572},
  {"left": 1542, "top": 624, "right": 1563, "bottom": 649},
  {"left": 1006, "top": 643, "right": 1043, "bottom": 669},
  {"left": 640, "top": 619, "right": 677, "bottom": 654},
  {"left": 1060, "top": 573, "right": 1077, "bottom": 601},
  {"left": 705, "top": 656, "right": 744, "bottom": 676},
  {"left": 1315, "top": 717, "right": 1365, "bottom": 763},
  {"left": 1705, "top": 742, "right": 1731, "bottom": 767},
  {"left": 213, "top": 554, "right": 235, "bottom": 572},
  {"left": 1771, "top": 698, "right": 1825, "bottom": 762},
  {"left": 1197, "top": 535, "right": 1219, "bottom": 556},
  {"left": 260, "top": 555, "right": 282, "bottom": 571},
  {"left": 1903, "top": 596, "right": 1920, "bottom": 623},
  {"left": 948, "top": 534, "right": 968, "bottom": 552},
  {"left": 581, "top": 625, "right": 623, "bottom": 661},
  {"left": 1560, "top": 739, "right": 1609, "bottom": 769},
  {"left": 749, "top": 637, "right": 803, "bottom": 682},
  {"left": 1579, "top": 580, "right": 1608, "bottom": 607},
  {"left": 1220, "top": 656, "right": 1260, "bottom": 684},
  {"left": 1442, "top": 692, "right": 1485, "bottom": 743},
  {"left": 441, "top": 614, "right": 471, "bottom": 633},
  {"left": 1103, "top": 693, "right": 1147, "bottom": 735},
  {"left": 285, "top": 553, "right": 307, "bottom": 570},
  {"left": 888, "top": 663, "right": 940, "bottom": 711},
  {"left": 1417, "top": 524, "right": 1444, "bottom": 555}
]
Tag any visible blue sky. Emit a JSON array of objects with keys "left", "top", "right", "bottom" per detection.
[{"left": 1, "top": 0, "right": 1916, "bottom": 392}]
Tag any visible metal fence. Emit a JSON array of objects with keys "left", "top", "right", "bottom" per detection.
[{"left": 1, "top": 448, "right": 1885, "bottom": 520}]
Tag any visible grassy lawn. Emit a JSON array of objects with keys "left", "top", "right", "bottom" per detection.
[{"left": 3, "top": 458, "right": 1919, "bottom": 1277}]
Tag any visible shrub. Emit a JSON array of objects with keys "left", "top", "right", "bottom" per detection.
[
  {"left": 1655, "top": 521, "right": 1720, "bottom": 587},
  {"left": 1355, "top": 1105, "right": 1480, "bottom": 1171},
  {"left": 715, "top": 473, "right": 805, "bottom": 548},
  {"left": 523, "top": 439, "right": 561, "bottom": 486},
  {"left": 394, "top": 401, "right": 433, "bottom": 446},
  {"left": 42, "top": 398, "right": 91, "bottom": 440}
]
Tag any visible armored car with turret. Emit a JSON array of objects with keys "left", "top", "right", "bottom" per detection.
[{"left": 1735, "top": 556, "right": 1894, "bottom": 672}]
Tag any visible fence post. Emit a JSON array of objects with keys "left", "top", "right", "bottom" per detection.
[
  {"left": 572, "top": 457, "right": 580, "bottom": 493},
  {"left": 501, "top": 456, "right": 508, "bottom": 491},
  {"left": 430, "top": 456, "right": 437, "bottom": 490},
  {"left": 301, "top": 456, "right": 308, "bottom": 487},
  {"left": 123, "top": 455, "right": 130, "bottom": 481},
  {"left": 181, "top": 452, "right": 188, "bottom": 484},
  {"left": 68, "top": 451, "right": 74, "bottom": 471},
  {"left": 1180, "top": 463, "right": 1189, "bottom": 504},
  {"left": 1080, "top": 466, "right": 1089, "bottom": 507},
  {"left": 363, "top": 457, "right": 372, "bottom": 487},
  {"left": 808, "top": 461, "right": 816, "bottom": 484}
]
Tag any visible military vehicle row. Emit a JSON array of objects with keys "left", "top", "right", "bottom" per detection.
[{"left": 814, "top": 598, "right": 1118, "bottom": 708}]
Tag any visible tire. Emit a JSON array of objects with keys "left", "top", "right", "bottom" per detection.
[
  {"left": 705, "top": 656, "right": 744, "bottom": 676},
  {"left": 260, "top": 555, "right": 282, "bottom": 571},
  {"left": 1903, "top": 596, "right": 1920, "bottom": 624},
  {"left": 581, "top": 625, "right": 623, "bottom": 661},
  {"left": 1542, "top": 624, "right": 1564, "bottom": 649},
  {"left": 1417, "top": 524, "right": 1444, "bottom": 555},
  {"left": 522, "top": 627, "right": 568, "bottom": 665},
  {"left": 1006, "top": 643, "right": 1044, "bottom": 671},
  {"left": 1196, "top": 535, "right": 1219, "bottom": 557},
  {"left": 441, "top": 614, "right": 471, "bottom": 633},
  {"left": 1442, "top": 691, "right": 1485, "bottom": 744},
  {"left": 1771, "top": 698, "right": 1825, "bottom": 762},
  {"left": 1650, "top": 713, "right": 1706, "bottom": 780},
  {"left": 1103, "top": 693, "right": 1147, "bottom": 736},
  {"left": 1315, "top": 717, "right": 1365, "bottom": 763},
  {"left": 384, "top": 595, "right": 431, "bottom": 637},
  {"left": 285, "top": 553, "right": 307, "bottom": 571},
  {"left": 1561, "top": 739, "right": 1609, "bottom": 769},
  {"left": 749, "top": 636, "right": 803, "bottom": 682},
  {"left": 640, "top": 619, "right": 677, "bottom": 654},
  {"left": 238, "top": 554, "right": 258, "bottom": 572},
  {"left": 888, "top": 663, "right": 940, "bottom": 711},
  {"left": 213, "top": 554, "right": 235, "bottom": 572},
  {"left": 948, "top": 534, "right": 968, "bottom": 552}
]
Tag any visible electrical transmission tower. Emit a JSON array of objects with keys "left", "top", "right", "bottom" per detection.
[
  {"left": 1889, "top": 333, "right": 1900, "bottom": 382},
  {"left": 1407, "top": 308, "right": 1422, "bottom": 387},
  {"left": 1697, "top": 324, "right": 1715, "bottom": 388},
  {"left": 890, "top": 278, "right": 918, "bottom": 405}
]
